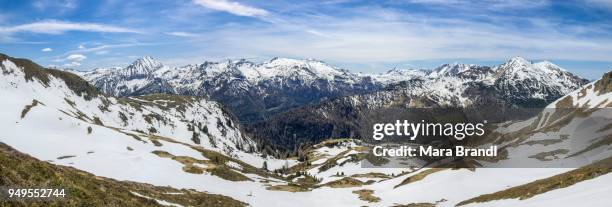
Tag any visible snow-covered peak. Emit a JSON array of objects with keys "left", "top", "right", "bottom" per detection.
[
  {"left": 258, "top": 57, "right": 348, "bottom": 81},
  {"left": 369, "top": 68, "right": 426, "bottom": 84},
  {"left": 495, "top": 57, "right": 532, "bottom": 74},
  {"left": 506, "top": 56, "right": 531, "bottom": 67},
  {"left": 492, "top": 57, "right": 588, "bottom": 104},
  {"left": 428, "top": 63, "right": 478, "bottom": 78},
  {"left": 121, "top": 56, "right": 164, "bottom": 77},
  {"left": 133, "top": 56, "right": 161, "bottom": 67},
  {"left": 167, "top": 57, "right": 354, "bottom": 83},
  {"left": 384, "top": 68, "right": 420, "bottom": 75},
  {"left": 532, "top": 60, "right": 567, "bottom": 73},
  {"left": 495, "top": 57, "right": 574, "bottom": 80}
]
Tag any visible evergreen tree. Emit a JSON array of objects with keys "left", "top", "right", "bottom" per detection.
[{"left": 262, "top": 161, "right": 268, "bottom": 171}]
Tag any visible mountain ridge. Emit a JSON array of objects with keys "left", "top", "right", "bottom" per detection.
[
  {"left": 245, "top": 56, "right": 590, "bottom": 151},
  {"left": 69, "top": 56, "right": 588, "bottom": 123}
]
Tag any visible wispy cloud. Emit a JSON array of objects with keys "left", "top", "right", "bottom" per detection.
[
  {"left": 52, "top": 53, "right": 86, "bottom": 68},
  {"left": 0, "top": 20, "right": 139, "bottom": 35},
  {"left": 192, "top": 0, "right": 269, "bottom": 17},
  {"left": 66, "top": 54, "right": 87, "bottom": 61},
  {"left": 187, "top": 7, "right": 612, "bottom": 63},
  {"left": 47, "top": 62, "right": 79, "bottom": 68},
  {"left": 66, "top": 42, "right": 163, "bottom": 54},
  {"left": 166, "top": 31, "right": 198, "bottom": 37},
  {"left": 41, "top": 48, "right": 52, "bottom": 52},
  {"left": 95, "top": 50, "right": 109, "bottom": 55},
  {"left": 63, "top": 61, "right": 81, "bottom": 67}
]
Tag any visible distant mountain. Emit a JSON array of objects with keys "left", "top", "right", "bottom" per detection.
[
  {"left": 493, "top": 57, "right": 588, "bottom": 105},
  {"left": 77, "top": 57, "right": 381, "bottom": 122},
  {"left": 375, "top": 57, "right": 588, "bottom": 107},
  {"left": 83, "top": 56, "right": 176, "bottom": 97},
  {"left": 71, "top": 56, "right": 587, "bottom": 124},
  {"left": 247, "top": 57, "right": 589, "bottom": 150}
]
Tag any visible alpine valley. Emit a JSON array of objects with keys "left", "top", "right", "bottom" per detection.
[
  {"left": 70, "top": 56, "right": 589, "bottom": 151},
  {"left": 1, "top": 52, "right": 611, "bottom": 207}
]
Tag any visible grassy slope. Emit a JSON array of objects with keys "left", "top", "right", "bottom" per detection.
[
  {"left": 0, "top": 142, "right": 245, "bottom": 207},
  {"left": 457, "top": 156, "right": 612, "bottom": 206}
]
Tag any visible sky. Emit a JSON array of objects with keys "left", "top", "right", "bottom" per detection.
[{"left": 0, "top": 0, "right": 611, "bottom": 79}]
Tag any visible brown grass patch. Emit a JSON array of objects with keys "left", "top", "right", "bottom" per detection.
[
  {"left": 394, "top": 168, "right": 447, "bottom": 188},
  {"left": 266, "top": 183, "right": 309, "bottom": 192},
  {"left": 323, "top": 177, "right": 364, "bottom": 188},
  {"left": 351, "top": 172, "right": 392, "bottom": 179},
  {"left": 352, "top": 189, "right": 380, "bottom": 203},
  {"left": 182, "top": 165, "right": 205, "bottom": 174},
  {"left": 151, "top": 150, "right": 173, "bottom": 158},
  {"left": 20, "top": 99, "right": 40, "bottom": 118}
]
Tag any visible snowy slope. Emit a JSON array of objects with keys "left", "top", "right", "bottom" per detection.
[{"left": 0, "top": 53, "right": 296, "bottom": 181}]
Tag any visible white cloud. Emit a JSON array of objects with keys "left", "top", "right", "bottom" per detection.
[
  {"left": 41, "top": 47, "right": 52, "bottom": 52},
  {"left": 185, "top": 8, "right": 612, "bottom": 64},
  {"left": 166, "top": 31, "right": 198, "bottom": 37},
  {"left": 53, "top": 53, "right": 87, "bottom": 68},
  {"left": 78, "top": 44, "right": 85, "bottom": 49},
  {"left": 62, "top": 61, "right": 81, "bottom": 67},
  {"left": 66, "top": 54, "right": 87, "bottom": 62},
  {"left": 0, "top": 20, "right": 139, "bottom": 35},
  {"left": 193, "top": 0, "right": 269, "bottom": 17},
  {"left": 66, "top": 42, "right": 163, "bottom": 55}
]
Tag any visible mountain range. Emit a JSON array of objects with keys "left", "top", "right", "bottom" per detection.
[
  {"left": 70, "top": 56, "right": 588, "bottom": 124},
  {"left": 246, "top": 57, "right": 591, "bottom": 150}
]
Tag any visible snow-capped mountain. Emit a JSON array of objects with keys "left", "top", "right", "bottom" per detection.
[
  {"left": 374, "top": 57, "right": 587, "bottom": 106},
  {"left": 0, "top": 53, "right": 266, "bottom": 162},
  {"left": 85, "top": 56, "right": 176, "bottom": 97},
  {"left": 248, "top": 57, "right": 589, "bottom": 150},
  {"left": 493, "top": 57, "right": 588, "bottom": 105},
  {"left": 365, "top": 68, "right": 427, "bottom": 84},
  {"left": 72, "top": 56, "right": 586, "bottom": 124},
  {"left": 79, "top": 57, "right": 380, "bottom": 122}
]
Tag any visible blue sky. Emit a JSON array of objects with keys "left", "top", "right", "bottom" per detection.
[{"left": 1, "top": 0, "right": 611, "bottom": 79}]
